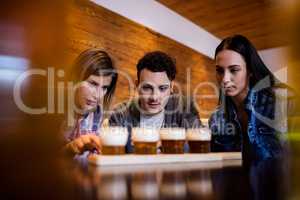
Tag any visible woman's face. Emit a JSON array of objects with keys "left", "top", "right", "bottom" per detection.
[
  {"left": 75, "top": 74, "right": 112, "bottom": 111},
  {"left": 215, "top": 50, "right": 250, "bottom": 101}
]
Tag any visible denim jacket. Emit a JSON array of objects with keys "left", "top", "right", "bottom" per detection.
[{"left": 209, "top": 88, "right": 286, "bottom": 160}]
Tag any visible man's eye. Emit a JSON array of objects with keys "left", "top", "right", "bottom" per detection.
[
  {"left": 141, "top": 85, "right": 152, "bottom": 91},
  {"left": 159, "top": 86, "right": 169, "bottom": 92}
]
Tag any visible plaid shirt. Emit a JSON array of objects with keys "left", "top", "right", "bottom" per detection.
[
  {"left": 65, "top": 105, "right": 102, "bottom": 142},
  {"left": 209, "top": 88, "right": 286, "bottom": 160}
]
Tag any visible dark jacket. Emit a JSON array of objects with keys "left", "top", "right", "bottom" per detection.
[{"left": 109, "top": 94, "right": 202, "bottom": 152}]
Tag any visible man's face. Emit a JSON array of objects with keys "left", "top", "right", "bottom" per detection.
[{"left": 137, "top": 68, "right": 172, "bottom": 115}]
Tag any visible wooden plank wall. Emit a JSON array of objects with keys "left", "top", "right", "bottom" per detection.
[
  {"left": 159, "top": 0, "right": 289, "bottom": 50},
  {"left": 64, "top": 0, "right": 218, "bottom": 118}
]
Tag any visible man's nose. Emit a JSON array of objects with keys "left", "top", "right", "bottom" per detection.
[{"left": 150, "top": 88, "right": 160, "bottom": 100}]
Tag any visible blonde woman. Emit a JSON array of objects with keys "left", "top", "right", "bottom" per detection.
[{"left": 64, "top": 49, "right": 118, "bottom": 156}]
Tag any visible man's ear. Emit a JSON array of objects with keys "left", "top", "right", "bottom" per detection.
[{"left": 135, "top": 79, "right": 139, "bottom": 89}]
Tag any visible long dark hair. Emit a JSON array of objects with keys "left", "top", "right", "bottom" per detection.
[
  {"left": 71, "top": 48, "right": 118, "bottom": 111},
  {"left": 214, "top": 35, "right": 291, "bottom": 118},
  {"left": 215, "top": 35, "right": 280, "bottom": 89}
]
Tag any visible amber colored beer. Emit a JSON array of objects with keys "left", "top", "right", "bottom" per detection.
[
  {"left": 160, "top": 128, "right": 186, "bottom": 154},
  {"left": 100, "top": 127, "right": 128, "bottom": 155},
  {"left": 134, "top": 142, "right": 157, "bottom": 154},
  {"left": 132, "top": 128, "right": 159, "bottom": 154},
  {"left": 186, "top": 128, "right": 211, "bottom": 153},
  {"left": 161, "top": 140, "right": 186, "bottom": 154},
  {"left": 188, "top": 141, "right": 211, "bottom": 153},
  {"left": 102, "top": 146, "right": 126, "bottom": 155}
]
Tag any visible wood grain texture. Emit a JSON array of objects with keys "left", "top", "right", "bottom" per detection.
[
  {"left": 65, "top": 0, "right": 218, "bottom": 118},
  {"left": 158, "top": 0, "right": 289, "bottom": 50},
  {"left": 88, "top": 152, "right": 242, "bottom": 166}
]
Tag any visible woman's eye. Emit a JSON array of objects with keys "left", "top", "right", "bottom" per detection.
[
  {"left": 230, "top": 69, "right": 240, "bottom": 73},
  {"left": 216, "top": 68, "right": 224, "bottom": 75},
  {"left": 102, "top": 86, "right": 108, "bottom": 91},
  {"left": 88, "top": 81, "right": 98, "bottom": 86}
]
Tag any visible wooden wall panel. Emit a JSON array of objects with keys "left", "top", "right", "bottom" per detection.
[
  {"left": 64, "top": 0, "right": 218, "bottom": 118},
  {"left": 159, "top": 0, "right": 289, "bottom": 50}
]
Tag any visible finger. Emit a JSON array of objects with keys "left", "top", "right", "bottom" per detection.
[
  {"left": 82, "top": 136, "right": 101, "bottom": 152},
  {"left": 75, "top": 139, "right": 85, "bottom": 153},
  {"left": 89, "top": 135, "right": 101, "bottom": 149},
  {"left": 81, "top": 135, "right": 100, "bottom": 151},
  {"left": 81, "top": 135, "right": 92, "bottom": 145},
  {"left": 69, "top": 142, "right": 81, "bottom": 155}
]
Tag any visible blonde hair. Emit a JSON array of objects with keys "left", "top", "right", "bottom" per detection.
[{"left": 71, "top": 48, "right": 118, "bottom": 111}]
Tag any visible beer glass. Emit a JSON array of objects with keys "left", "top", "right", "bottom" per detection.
[
  {"left": 160, "top": 128, "right": 186, "bottom": 154},
  {"left": 100, "top": 127, "right": 128, "bottom": 155},
  {"left": 132, "top": 127, "right": 159, "bottom": 154},
  {"left": 186, "top": 127, "right": 211, "bottom": 153}
]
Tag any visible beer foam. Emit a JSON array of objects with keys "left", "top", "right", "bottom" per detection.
[
  {"left": 186, "top": 128, "right": 211, "bottom": 141},
  {"left": 201, "top": 118, "right": 209, "bottom": 127},
  {"left": 132, "top": 128, "right": 159, "bottom": 142},
  {"left": 100, "top": 127, "right": 128, "bottom": 146},
  {"left": 159, "top": 128, "right": 186, "bottom": 140}
]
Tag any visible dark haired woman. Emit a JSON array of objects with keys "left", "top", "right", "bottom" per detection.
[
  {"left": 63, "top": 49, "right": 118, "bottom": 156},
  {"left": 209, "top": 35, "right": 292, "bottom": 161}
]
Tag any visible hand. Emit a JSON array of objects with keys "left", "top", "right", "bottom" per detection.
[{"left": 65, "top": 134, "right": 101, "bottom": 155}]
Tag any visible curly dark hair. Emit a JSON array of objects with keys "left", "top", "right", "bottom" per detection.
[{"left": 137, "top": 51, "right": 176, "bottom": 81}]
